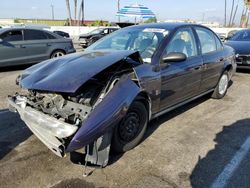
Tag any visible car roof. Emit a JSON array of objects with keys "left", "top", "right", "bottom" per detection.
[
  {"left": 0, "top": 27, "right": 51, "bottom": 34},
  {"left": 123, "top": 22, "right": 207, "bottom": 31}
]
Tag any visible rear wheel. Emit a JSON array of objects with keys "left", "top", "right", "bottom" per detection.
[
  {"left": 112, "top": 101, "right": 148, "bottom": 153},
  {"left": 212, "top": 71, "right": 229, "bottom": 99},
  {"left": 51, "top": 50, "right": 65, "bottom": 59}
]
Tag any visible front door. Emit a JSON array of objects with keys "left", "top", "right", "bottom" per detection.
[{"left": 160, "top": 27, "right": 203, "bottom": 110}]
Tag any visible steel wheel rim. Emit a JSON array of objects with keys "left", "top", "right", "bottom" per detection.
[
  {"left": 118, "top": 112, "right": 141, "bottom": 142},
  {"left": 218, "top": 74, "right": 228, "bottom": 95},
  {"left": 52, "top": 52, "right": 64, "bottom": 58}
]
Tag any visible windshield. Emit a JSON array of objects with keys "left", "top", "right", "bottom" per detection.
[
  {"left": 86, "top": 27, "right": 169, "bottom": 63},
  {"left": 89, "top": 28, "right": 104, "bottom": 35},
  {"left": 229, "top": 30, "right": 250, "bottom": 41}
]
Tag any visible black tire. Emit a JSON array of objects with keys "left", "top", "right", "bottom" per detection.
[
  {"left": 212, "top": 71, "right": 229, "bottom": 99},
  {"left": 50, "top": 50, "right": 65, "bottom": 59},
  {"left": 112, "top": 101, "right": 148, "bottom": 153}
]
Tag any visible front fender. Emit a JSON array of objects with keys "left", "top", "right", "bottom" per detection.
[{"left": 66, "top": 76, "right": 140, "bottom": 152}]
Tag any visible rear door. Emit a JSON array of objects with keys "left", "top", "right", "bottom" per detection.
[
  {"left": 194, "top": 27, "right": 224, "bottom": 92},
  {"left": 160, "top": 27, "right": 203, "bottom": 110},
  {"left": 23, "top": 29, "right": 52, "bottom": 63},
  {"left": 0, "top": 29, "right": 27, "bottom": 66}
]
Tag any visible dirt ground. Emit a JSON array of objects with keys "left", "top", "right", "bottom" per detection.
[{"left": 0, "top": 67, "right": 250, "bottom": 188}]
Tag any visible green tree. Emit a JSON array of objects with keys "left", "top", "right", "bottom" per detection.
[{"left": 145, "top": 18, "right": 157, "bottom": 23}]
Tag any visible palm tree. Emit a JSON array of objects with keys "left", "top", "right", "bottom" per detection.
[
  {"left": 74, "top": 0, "right": 78, "bottom": 23},
  {"left": 229, "top": 0, "right": 235, "bottom": 27},
  {"left": 232, "top": 0, "right": 240, "bottom": 26},
  {"left": 78, "top": 0, "right": 84, "bottom": 26},
  {"left": 65, "top": 0, "right": 72, "bottom": 26},
  {"left": 224, "top": 0, "right": 227, "bottom": 27}
]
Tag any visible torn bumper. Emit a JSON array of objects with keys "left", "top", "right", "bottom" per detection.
[{"left": 8, "top": 96, "right": 78, "bottom": 157}]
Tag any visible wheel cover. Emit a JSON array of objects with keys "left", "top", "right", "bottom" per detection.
[
  {"left": 52, "top": 52, "right": 64, "bottom": 58},
  {"left": 218, "top": 74, "right": 228, "bottom": 95},
  {"left": 118, "top": 112, "right": 141, "bottom": 142}
]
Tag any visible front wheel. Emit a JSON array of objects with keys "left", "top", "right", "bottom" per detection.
[
  {"left": 212, "top": 71, "right": 229, "bottom": 99},
  {"left": 112, "top": 101, "right": 148, "bottom": 153},
  {"left": 51, "top": 50, "right": 65, "bottom": 59}
]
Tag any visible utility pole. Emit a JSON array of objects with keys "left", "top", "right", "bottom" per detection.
[
  {"left": 118, "top": 0, "right": 120, "bottom": 22},
  {"left": 202, "top": 12, "right": 205, "bottom": 22},
  {"left": 51, "top": 4, "right": 55, "bottom": 20},
  {"left": 224, "top": 0, "right": 227, "bottom": 27}
]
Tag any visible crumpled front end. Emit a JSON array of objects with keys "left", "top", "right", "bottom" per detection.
[
  {"left": 8, "top": 95, "right": 78, "bottom": 157},
  {"left": 8, "top": 51, "right": 143, "bottom": 164}
]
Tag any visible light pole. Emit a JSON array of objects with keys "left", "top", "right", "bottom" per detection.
[{"left": 51, "top": 4, "right": 55, "bottom": 20}]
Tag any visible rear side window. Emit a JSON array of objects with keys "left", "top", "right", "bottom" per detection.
[
  {"left": 215, "top": 36, "right": 223, "bottom": 51},
  {"left": 195, "top": 27, "right": 217, "bottom": 54},
  {"left": 0, "top": 30, "right": 23, "bottom": 42},
  {"left": 45, "top": 32, "right": 56, "bottom": 39},
  {"left": 24, "top": 30, "right": 48, "bottom": 40}
]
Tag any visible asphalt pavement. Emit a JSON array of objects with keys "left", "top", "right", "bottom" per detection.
[{"left": 0, "top": 66, "right": 250, "bottom": 188}]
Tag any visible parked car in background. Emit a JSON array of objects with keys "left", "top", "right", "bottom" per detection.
[
  {"left": 0, "top": 28, "right": 76, "bottom": 67},
  {"left": 9, "top": 23, "right": 236, "bottom": 167},
  {"left": 79, "top": 27, "right": 119, "bottom": 48},
  {"left": 53, "top": 30, "right": 70, "bottom": 38},
  {"left": 227, "top": 30, "right": 238, "bottom": 40},
  {"left": 225, "top": 29, "right": 250, "bottom": 69}
]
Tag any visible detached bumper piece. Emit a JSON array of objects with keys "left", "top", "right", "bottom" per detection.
[{"left": 8, "top": 95, "right": 78, "bottom": 157}]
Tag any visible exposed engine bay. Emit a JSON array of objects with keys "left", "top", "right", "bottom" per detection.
[
  {"left": 16, "top": 56, "right": 140, "bottom": 127},
  {"left": 9, "top": 51, "right": 143, "bottom": 167}
]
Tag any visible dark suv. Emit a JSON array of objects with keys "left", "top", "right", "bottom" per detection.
[
  {"left": 0, "top": 28, "right": 76, "bottom": 67},
  {"left": 79, "top": 27, "right": 118, "bottom": 48}
]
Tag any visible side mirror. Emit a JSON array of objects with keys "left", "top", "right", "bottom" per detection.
[{"left": 162, "top": 52, "right": 187, "bottom": 63}]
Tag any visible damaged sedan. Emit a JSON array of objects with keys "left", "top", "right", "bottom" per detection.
[{"left": 8, "top": 23, "right": 236, "bottom": 167}]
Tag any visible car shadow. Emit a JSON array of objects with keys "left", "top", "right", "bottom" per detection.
[
  {"left": 0, "top": 64, "right": 32, "bottom": 73},
  {"left": 237, "top": 68, "right": 250, "bottom": 74},
  {"left": 190, "top": 118, "right": 250, "bottom": 188},
  {"left": 108, "top": 92, "right": 212, "bottom": 166},
  {"left": 0, "top": 109, "right": 32, "bottom": 160}
]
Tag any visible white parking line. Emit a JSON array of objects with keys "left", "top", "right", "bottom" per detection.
[{"left": 211, "top": 136, "right": 250, "bottom": 188}]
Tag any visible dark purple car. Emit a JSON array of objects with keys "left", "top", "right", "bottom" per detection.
[{"left": 8, "top": 23, "right": 236, "bottom": 167}]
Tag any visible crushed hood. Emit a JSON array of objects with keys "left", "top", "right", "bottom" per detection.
[{"left": 20, "top": 50, "right": 140, "bottom": 93}]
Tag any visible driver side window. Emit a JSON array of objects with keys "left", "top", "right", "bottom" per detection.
[{"left": 165, "top": 28, "right": 197, "bottom": 58}]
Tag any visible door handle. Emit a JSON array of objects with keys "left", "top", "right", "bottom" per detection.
[
  {"left": 47, "top": 43, "right": 52, "bottom": 47},
  {"left": 193, "top": 65, "right": 202, "bottom": 70}
]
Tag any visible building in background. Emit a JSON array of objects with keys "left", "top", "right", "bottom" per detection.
[{"left": 0, "top": 18, "right": 109, "bottom": 27}]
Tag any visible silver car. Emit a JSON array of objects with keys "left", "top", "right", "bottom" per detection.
[{"left": 0, "top": 28, "right": 76, "bottom": 67}]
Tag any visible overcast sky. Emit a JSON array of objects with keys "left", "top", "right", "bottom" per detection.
[{"left": 0, "top": 0, "right": 246, "bottom": 24}]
